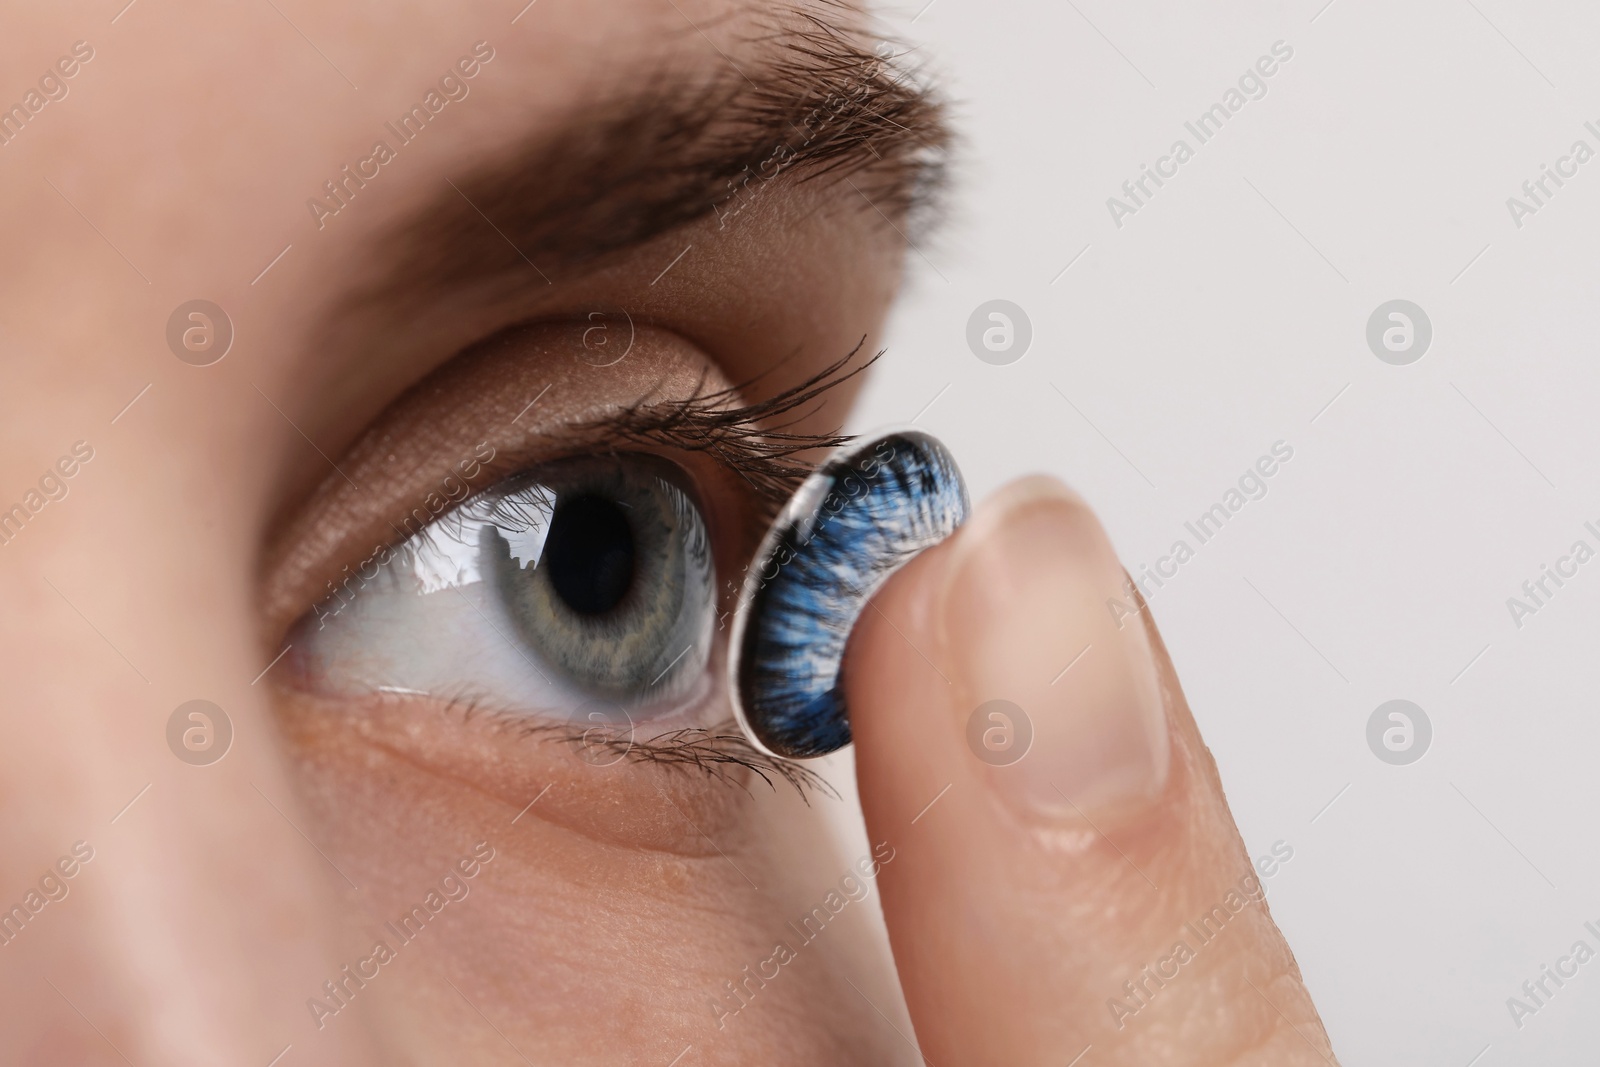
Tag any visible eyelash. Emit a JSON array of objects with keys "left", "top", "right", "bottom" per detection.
[
  {"left": 584, "top": 337, "right": 880, "bottom": 521},
  {"left": 454, "top": 695, "right": 837, "bottom": 799}
]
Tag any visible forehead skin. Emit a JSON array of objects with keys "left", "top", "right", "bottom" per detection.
[
  {"left": 0, "top": 0, "right": 905, "bottom": 493},
  {"left": 0, "top": 2, "right": 637, "bottom": 407},
  {"left": 0, "top": 3, "right": 925, "bottom": 1065}
]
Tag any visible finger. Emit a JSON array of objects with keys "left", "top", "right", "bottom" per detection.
[{"left": 844, "top": 475, "right": 1336, "bottom": 1066}]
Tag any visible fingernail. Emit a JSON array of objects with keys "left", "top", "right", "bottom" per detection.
[{"left": 940, "top": 476, "right": 1169, "bottom": 820}]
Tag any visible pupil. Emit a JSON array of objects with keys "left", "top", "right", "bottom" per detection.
[{"left": 543, "top": 494, "right": 635, "bottom": 615}]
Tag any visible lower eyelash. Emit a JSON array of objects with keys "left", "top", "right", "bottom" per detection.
[
  {"left": 554, "top": 726, "right": 837, "bottom": 798},
  {"left": 730, "top": 430, "right": 969, "bottom": 760},
  {"left": 446, "top": 693, "right": 836, "bottom": 797}
]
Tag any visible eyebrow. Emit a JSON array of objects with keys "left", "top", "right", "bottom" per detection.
[{"left": 359, "top": 10, "right": 948, "bottom": 310}]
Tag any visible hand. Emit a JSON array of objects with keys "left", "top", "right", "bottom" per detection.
[{"left": 846, "top": 475, "right": 1337, "bottom": 1066}]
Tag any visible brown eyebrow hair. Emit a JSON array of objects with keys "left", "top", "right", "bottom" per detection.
[{"left": 360, "top": 6, "right": 948, "bottom": 309}]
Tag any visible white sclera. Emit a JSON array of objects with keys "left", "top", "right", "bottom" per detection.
[
  {"left": 290, "top": 475, "right": 714, "bottom": 722},
  {"left": 296, "top": 502, "right": 567, "bottom": 708}
]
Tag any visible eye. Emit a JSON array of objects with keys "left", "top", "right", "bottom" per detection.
[{"left": 286, "top": 454, "right": 718, "bottom": 723}]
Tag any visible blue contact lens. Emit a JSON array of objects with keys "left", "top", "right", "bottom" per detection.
[{"left": 729, "top": 430, "right": 968, "bottom": 759}]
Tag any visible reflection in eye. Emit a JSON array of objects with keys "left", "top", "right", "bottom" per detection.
[{"left": 287, "top": 455, "right": 717, "bottom": 722}]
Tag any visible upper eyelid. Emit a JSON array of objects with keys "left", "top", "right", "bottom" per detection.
[
  {"left": 353, "top": 370, "right": 870, "bottom": 611},
  {"left": 260, "top": 328, "right": 874, "bottom": 638},
  {"left": 265, "top": 432, "right": 709, "bottom": 637}
]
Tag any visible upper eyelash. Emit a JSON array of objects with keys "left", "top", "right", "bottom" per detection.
[
  {"left": 585, "top": 337, "right": 881, "bottom": 522},
  {"left": 390, "top": 338, "right": 875, "bottom": 563},
  {"left": 403, "top": 481, "right": 554, "bottom": 560}
]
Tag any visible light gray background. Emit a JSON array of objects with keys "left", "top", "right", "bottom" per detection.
[{"left": 846, "top": 0, "right": 1600, "bottom": 1062}]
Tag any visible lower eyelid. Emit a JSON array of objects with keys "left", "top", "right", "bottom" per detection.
[{"left": 274, "top": 686, "right": 815, "bottom": 854}]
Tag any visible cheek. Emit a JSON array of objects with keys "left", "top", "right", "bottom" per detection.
[
  {"left": 274, "top": 690, "right": 757, "bottom": 856},
  {"left": 272, "top": 691, "right": 906, "bottom": 1062}
]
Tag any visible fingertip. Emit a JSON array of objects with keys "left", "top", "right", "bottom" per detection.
[
  {"left": 841, "top": 529, "right": 966, "bottom": 818},
  {"left": 839, "top": 474, "right": 1337, "bottom": 1064}
]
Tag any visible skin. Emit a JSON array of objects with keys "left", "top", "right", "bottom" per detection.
[{"left": 0, "top": 1, "right": 1338, "bottom": 1064}]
